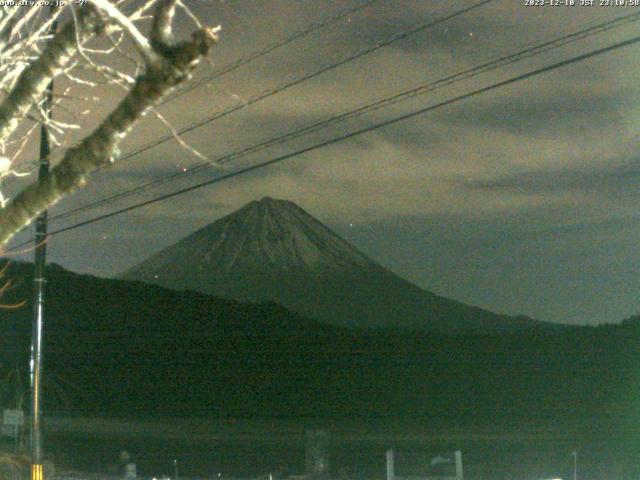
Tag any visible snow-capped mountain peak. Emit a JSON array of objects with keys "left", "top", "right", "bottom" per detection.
[
  {"left": 125, "top": 197, "right": 377, "bottom": 279},
  {"left": 122, "top": 198, "right": 548, "bottom": 333}
]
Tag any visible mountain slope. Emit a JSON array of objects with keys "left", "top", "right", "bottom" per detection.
[
  {"left": 122, "top": 197, "right": 550, "bottom": 333},
  {"left": 0, "top": 261, "right": 342, "bottom": 417},
  {"left": 0, "top": 261, "right": 631, "bottom": 425}
]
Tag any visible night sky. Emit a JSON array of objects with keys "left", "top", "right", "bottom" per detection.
[{"left": 7, "top": 0, "right": 640, "bottom": 326}]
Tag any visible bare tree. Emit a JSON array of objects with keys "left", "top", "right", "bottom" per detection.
[{"left": 0, "top": 0, "right": 219, "bottom": 247}]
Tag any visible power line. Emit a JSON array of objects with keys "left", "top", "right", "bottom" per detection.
[
  {"left": 10, "top": 31, "right": 640, "bottom": 251},
  {"left": 160, "top": 0, "right": 382, "bottom": 105},
  {"left": 16, "top": 0, "right": 383, "bottom": 178},
  {"left": 91, "top": 0, "right": 495, "bottom": 170},
  {"left": 45, "top": 0, "right": 496, "bottom": 221},
  {"left": 50, "top": 9, "right": 640, "bottom": 222}
]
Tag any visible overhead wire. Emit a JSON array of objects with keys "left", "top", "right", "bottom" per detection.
[
  {"left": 159, "top": 0, "right": 383, "bottom": 106},
  {"left": 12, "top": 0, "right": 382, "bottom": 176},
  {"left": 49, "top": 8, "right": 640, "bottom": 222},
  {"left": 9, "top": 30, "right": 640, "bottom": 251},
  {"left": 88, "top": 0, "right": 495, "bottom": 173}
]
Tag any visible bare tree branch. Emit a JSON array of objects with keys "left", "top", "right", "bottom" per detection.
[
  {"left": 89, "top": 0, "right": 157, "bottom": 65},
  {"left": 0, "top": 6, "right": 106, "bottom": 146},
  {"left": 0, "top": 0, "right": 219, "bottom": 246}
]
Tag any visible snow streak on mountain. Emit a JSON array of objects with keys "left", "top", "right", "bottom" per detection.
[{"left": 122, "top": 197, "right": 548, "bottom": 332}]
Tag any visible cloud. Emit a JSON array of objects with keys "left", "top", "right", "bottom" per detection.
[
  {"left": 457, "top": 149, "right": 640, "bottom": 199},
  {"left": 432, "top": 87, "right": 630, "bottom": 136},
  {"left": 10, "top": 0, "right": 640, "bottom": 325}
]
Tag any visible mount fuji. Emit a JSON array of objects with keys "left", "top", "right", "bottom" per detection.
[{"left": 121, "top": 197, "right": 548, "bottom": 332}]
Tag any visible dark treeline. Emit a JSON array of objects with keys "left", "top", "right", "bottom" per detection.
[{"left": 0, "top": 261, "right": 637, "bottom": 453}]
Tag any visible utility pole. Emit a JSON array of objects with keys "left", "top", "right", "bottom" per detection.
[
  {"left": 30, "top": 15, "right": 55, "bottom": 480},
  {"left": 385, "top": 449, "right": 394, "bottom": 480},
  {"left": 572, "top": 450, "right": 578, "bottom": 480}
]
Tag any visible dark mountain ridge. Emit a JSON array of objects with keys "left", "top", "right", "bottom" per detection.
[{"left": 0, "top": 261, "right": 636, "bottom": 431}]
